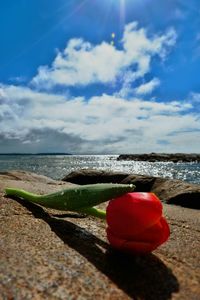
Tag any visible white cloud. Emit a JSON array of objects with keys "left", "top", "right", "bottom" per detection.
[
  {"left": 1, "top": 22, "right": 199, "bottom": 154},
  {"left": 31, "top": 39, "right": 124, "bottom": 88},
  {"left": 135, "top": 78, "right": 160, "bottom": 95},
  {"left": 31, "top": 22, "right": 176, "bottom": 90},
  {"left": 189, "top": 92, "right": 200, "bottom": 103},
  {"left": 0, "top": 83, "right": 199, "bottom": 153}
]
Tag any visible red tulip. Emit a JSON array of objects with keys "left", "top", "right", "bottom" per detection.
[{"left": 106, "top": 192, "right": 170, "bottom": 254}]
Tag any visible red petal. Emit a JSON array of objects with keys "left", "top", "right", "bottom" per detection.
[
  {"left": 107, "top": 227, "right": 158, "bottom": 254},
  {"left": 119, "top": 216, "right": 170, "bottom": 244},
  {"left": 158, "top": 217, "right": 170, "bottom": 244},
  {"left": 106, "top": 193, "right": 162, "bottom": 237},
  {"left": 107, "top": 217, "right": 170, "bottom": 254},
  {"left": 122, "top": 240, "right": 159, "bottom": 254}
]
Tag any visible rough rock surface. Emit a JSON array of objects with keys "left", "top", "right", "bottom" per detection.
[
  {"left": 63, "top": 169, "right": 200, "bottom": 209},
  {"left": 117, "top": 153, "right": 200, "bottom": 162},
  {"left": 62, "top": 169, "right": 128, "bottom": 185},
  {"left": 0, "top": 171, "right": 200, "bottom": 299}
]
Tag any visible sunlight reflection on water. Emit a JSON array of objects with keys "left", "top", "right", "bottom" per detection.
[{"left": 0, "top": 155, "right": 199, "bottom": 184}]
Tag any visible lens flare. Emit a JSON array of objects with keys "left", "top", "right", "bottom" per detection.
[{"left": 119, "top": 0, "right": 126, "bottom": 30}]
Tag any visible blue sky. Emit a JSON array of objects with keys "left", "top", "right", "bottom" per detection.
[{"left": 0, "top": 0, "right": 200, "bottom": 153}]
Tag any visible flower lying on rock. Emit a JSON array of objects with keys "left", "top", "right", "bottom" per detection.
[
  {"left": 106, "top": 192, "right": 170, "bottom": 254},
  {"left": 5, "top": 184, "right": 170, "bottom": 255}
]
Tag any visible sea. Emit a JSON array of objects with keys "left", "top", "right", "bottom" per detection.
[{"left": 0, "top": 154, "right": 200, "bottom": 185}]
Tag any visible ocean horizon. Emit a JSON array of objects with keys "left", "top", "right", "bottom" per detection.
[{"left": 0, "top": 154, "right": 199, "bottom": 185}]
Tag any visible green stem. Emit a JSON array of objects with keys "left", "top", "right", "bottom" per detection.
[
  {"left": 5, "top": 183, "right": 135, "bottom": 211},
  {"left": 5, "top": 188, "right": 40, "bottom": 202},
  {"left": 80, "top": 207, "right": 106, "bottom": 220},
  {"left": 5, "top": 187, "right": 107, "bottom": 220}
]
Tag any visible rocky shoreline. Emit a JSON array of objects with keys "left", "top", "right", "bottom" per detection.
[
  {"left": 63, "top": 169, "right": 200, "bottom": 209},
  {"left": 117, "top": 153, "right": 200, "bottom": 163},
  {"left": 0, "top": 170, "right": 200, "bottom": 299}
]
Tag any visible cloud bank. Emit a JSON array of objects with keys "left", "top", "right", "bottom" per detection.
[
  {"left": 31, "top": 22, "right": 176, "bottom": 90},
  {"left": 0, "top": 22, "right": 199, "bottom": 153}
]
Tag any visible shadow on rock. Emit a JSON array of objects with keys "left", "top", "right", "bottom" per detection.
[
  {"left": 168, "top": 193, "right": 200, "bottom": 209},
  {"left": 14, "top": 198, "right": 179, "bottom": 300}
]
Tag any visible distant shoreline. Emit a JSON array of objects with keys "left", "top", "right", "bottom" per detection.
[
  {"left": 0, "top": 153, "right": 72, "bottom": 156},
  {"left": 0, "top": 153, "right": 200, "bottom": 162},
  {"left": 117, "top": 153, "right": 200, "bottom": 163}
]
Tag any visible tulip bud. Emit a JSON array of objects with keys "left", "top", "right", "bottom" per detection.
[{"left": 106, "top": 192, "right": 170, "bottom": 254}]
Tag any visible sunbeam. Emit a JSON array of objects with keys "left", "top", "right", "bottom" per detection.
[{"left": 119, "top": 0, "right": 126, "bottom": 30}]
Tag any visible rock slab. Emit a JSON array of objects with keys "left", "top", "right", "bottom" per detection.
[
  {"left": 63, "top": 169, "right": 200, "bottom": 209},
  {"left": 0, "top": 171, "right": 200, "bottom": 299},
  {"left": 117, "top": 153, "right": 200, "bottom": 162}
]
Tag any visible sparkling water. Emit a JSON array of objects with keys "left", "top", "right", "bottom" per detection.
[{"left": 0, "top": 155, "right": 199, "bottom": 184}]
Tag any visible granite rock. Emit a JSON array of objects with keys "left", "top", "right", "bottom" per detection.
[
  {"left": 0, "top": 171, "right": 200, "bottom": 299},
  {"left": 62, "top": 169, "right": 128, "bottom": 185},
  {"left": 63, "top": 169, "right": 200, "bottom": 209},
  {"left": 122, "top": 175, "right": 200, "bottom": 209},
  {"left": 117, "top": 153, "right": 200, "bottom": 163}
]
